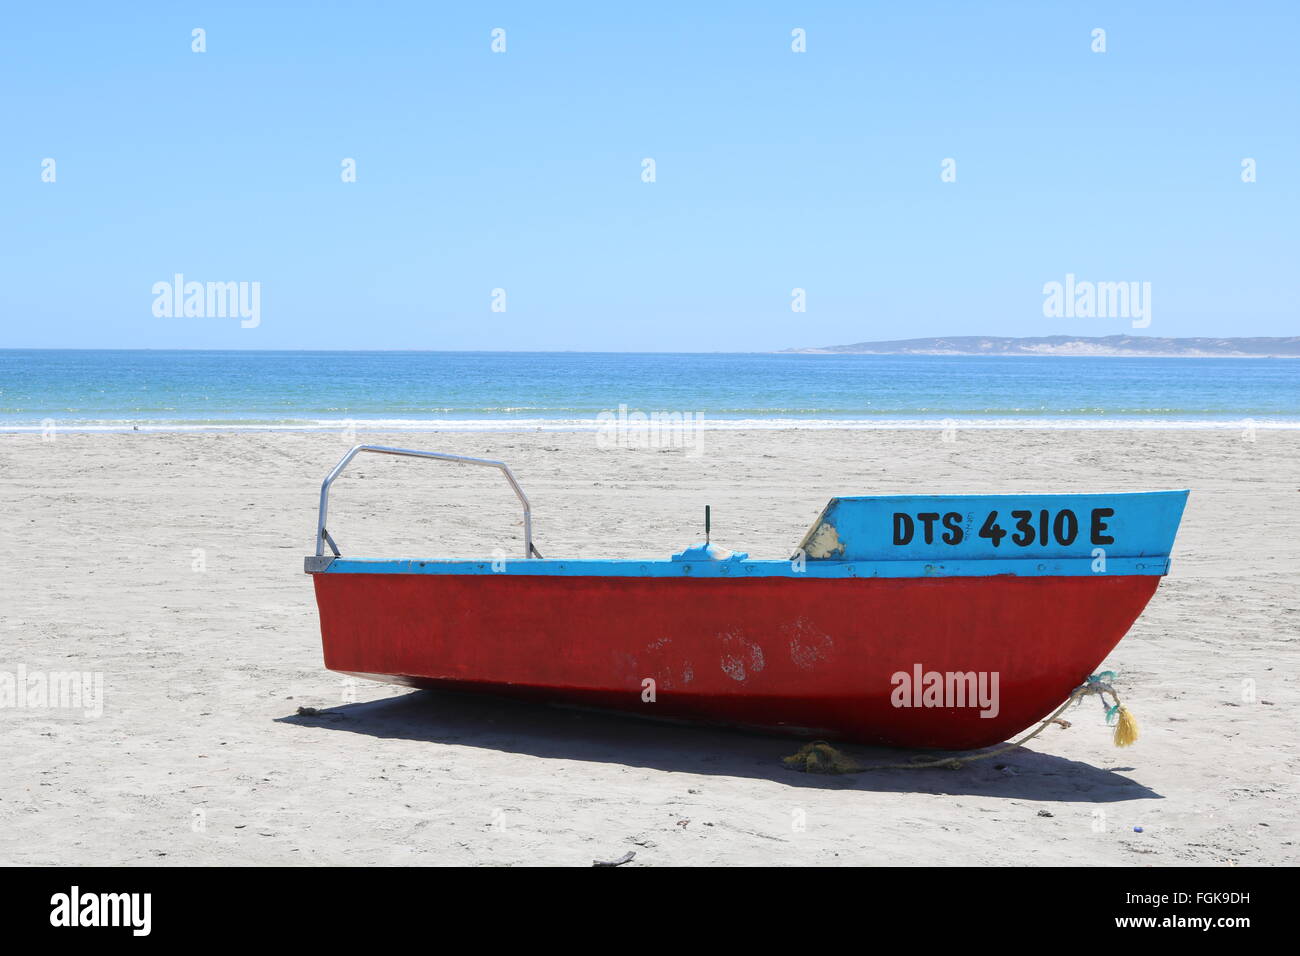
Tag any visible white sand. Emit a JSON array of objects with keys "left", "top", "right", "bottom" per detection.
[{"left": 1, "top": 428, "right": 1296, "bottom": 865}]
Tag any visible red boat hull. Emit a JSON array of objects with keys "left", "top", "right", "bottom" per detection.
[{"left": 312, "top": 572, "right": 1160, "bottom": 749}]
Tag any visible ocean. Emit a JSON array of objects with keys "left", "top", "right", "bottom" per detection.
[{"left": 1, "top": 350, "right": 1297, "bottom": 431}]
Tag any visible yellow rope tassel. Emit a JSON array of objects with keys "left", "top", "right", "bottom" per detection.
[{"left": 1112, "top": 704, "right": 1139, "bottom": 747}]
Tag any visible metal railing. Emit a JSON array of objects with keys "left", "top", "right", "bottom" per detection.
[{"left": 314, "top": 445, "right": 538, "bottom": 559}]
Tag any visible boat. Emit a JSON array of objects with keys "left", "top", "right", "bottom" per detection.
[{"left": 305, "top": 445, "right": 1188, "bottom": 750}]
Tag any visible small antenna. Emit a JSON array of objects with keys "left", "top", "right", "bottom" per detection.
[{"left": 705, "top": 505, "right": 711, "bottom": 544}]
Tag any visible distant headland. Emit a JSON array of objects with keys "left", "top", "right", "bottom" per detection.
[{"left": 782, "top": 335, "right": 1300, "bottom": 358}]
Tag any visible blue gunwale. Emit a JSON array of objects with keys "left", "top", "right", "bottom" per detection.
[
  {"left": 316, "top": 490, "right": 1186, "bottom": 579},
  {"left": 321, "top": 556, "right": 1170, "bottom": 578}
]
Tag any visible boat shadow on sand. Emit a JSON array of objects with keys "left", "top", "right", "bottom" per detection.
[{"left": 278, "top": 688, "right": 1162, "bottom": 802}]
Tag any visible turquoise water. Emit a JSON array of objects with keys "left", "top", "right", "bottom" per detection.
[{"left": 1, "top": 350, "right": 1297, "bottom": 430}]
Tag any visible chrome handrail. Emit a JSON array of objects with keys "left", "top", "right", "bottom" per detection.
[{"left": 315, "top": 445, "right": 537, "bottom": 559}]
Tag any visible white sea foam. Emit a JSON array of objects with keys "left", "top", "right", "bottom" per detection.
[{"left": 5, "top": 417, "right": 1300, "bottom": 433}]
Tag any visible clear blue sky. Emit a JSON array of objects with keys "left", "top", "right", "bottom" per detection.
[{"left": 2, "top": 1, "right": 1296, "bottom": 350}]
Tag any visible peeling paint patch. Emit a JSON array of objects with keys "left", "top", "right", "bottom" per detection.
[
  {"left": 639, "top": 636, "right": 678, "bottom": 688},
  {"left": 720, "top": 655, "right": 746, "bottom": 682},
  {"left": 784, "top": 618, "right": 834, "bottom": 670},
  {"left": 719, "top": 631, "right": 764, "bottom": 682},
  {"left": 805, "top": 521, "right": 845, "bottom": 559}
]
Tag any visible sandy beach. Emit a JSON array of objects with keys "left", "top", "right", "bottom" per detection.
[{"left": 1, "top": 427, "right": 1296, "bottom": 866}]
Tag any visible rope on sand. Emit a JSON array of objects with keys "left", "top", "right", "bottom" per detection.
[{"left": 783, "top": 672, "right": 1139, "bottom": 774}]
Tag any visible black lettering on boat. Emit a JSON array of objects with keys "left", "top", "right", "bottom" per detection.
[
  {"left": 941, "top": 512, "right": 964, "bottom": 545},
  {"left": 1011, "top": 510, "right": 1034, "bottom": 546},
  {"left": 893, "top": 513, "right": 914, "bottom": 546},
  {"left": 978, "top": 511, "right": 1006, "bottom": 547},
  {"left": 1054, "top": 509, "right": 1079, "bottom": 545},
  {"left": 916, "top": 512, "right": 940, "bottom": 544},
  {"left": 1090, "top": 507, "right": 1115, "bottom": 545}
]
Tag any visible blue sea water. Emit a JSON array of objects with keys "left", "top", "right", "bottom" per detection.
[{"left": 1, "top": 350, "right": 1297, "bottom": 430}]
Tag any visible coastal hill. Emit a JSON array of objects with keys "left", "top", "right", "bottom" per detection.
[{"left": 783, "top": 335, "right": 1300, "bottom": 357}]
